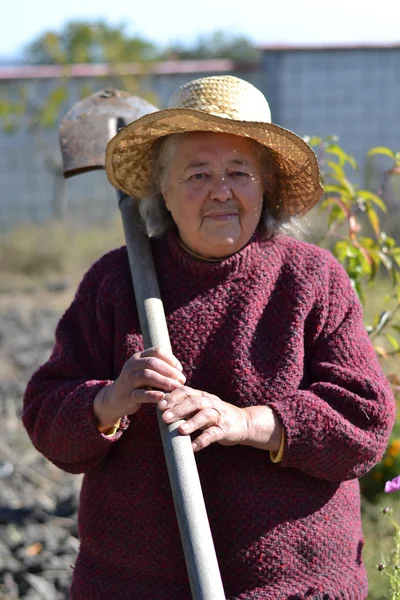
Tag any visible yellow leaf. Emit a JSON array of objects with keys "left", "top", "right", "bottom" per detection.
[
  {"left": 368, "top": 146, "right": 395, "bottom": 159},
  {"left": 367, "top": 207, "right": 380, "bottom": 238}
]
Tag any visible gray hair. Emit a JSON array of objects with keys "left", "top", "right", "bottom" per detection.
[{"left": 138, "top": 133, "right": 306, "bottom": 240}]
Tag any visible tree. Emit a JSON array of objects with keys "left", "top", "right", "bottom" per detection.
[
  {"left": 24, "top": 20, "right": 159, "bottom": 65},
  {"left": 163, "top": 30, "right": 260, "bottom": 62}
]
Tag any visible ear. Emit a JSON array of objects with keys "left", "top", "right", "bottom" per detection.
[{"left": 161, "top": 183, "right": 171, "bottom": 212}]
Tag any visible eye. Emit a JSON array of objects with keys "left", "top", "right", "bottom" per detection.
[
  {"left": 231, "top": 171, "right": 250, "bottom": 179},
  {"left": 189, "top": 172, "right": 209, "bottom": 181}
]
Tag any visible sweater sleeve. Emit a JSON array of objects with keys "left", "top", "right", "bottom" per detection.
[
  {"left": 22, "top": 257, "right": 130, "bottom": 474},
  {"left": 269, "top": 257, "right": 396, "bottom": 482}
]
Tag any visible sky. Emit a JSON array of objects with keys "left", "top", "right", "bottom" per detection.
[{"left": 1, "top": 0, "right": 399, "bottom": 59}]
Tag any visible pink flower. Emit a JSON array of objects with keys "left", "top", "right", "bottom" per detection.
[{"left": 385, "top": 476, "right": 400, "bottom": 493}]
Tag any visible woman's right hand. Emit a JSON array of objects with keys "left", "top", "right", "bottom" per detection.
[{"left": 93, "top": 347, "right": 186, "bottom": 432}]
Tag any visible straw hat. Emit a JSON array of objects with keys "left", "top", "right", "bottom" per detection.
[{"left": 105, "top": 75, "right": 323, "bottom": 216}]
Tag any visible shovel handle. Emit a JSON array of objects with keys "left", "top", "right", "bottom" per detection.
[{"left": 119, "top": 194, "right": 225, "bottom": 600}]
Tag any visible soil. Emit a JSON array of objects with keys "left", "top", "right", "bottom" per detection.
[{"left": 0, "top": 285, "right": 82, "bottom": 600}]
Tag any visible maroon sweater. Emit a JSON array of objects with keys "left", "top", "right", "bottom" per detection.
[{"left": 23, "top": 231, "right": 395, "bottom": 599}]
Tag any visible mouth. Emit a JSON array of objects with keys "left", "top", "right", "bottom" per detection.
[{"left": 203, "top": 212, "right": 239, "bottom": 221}]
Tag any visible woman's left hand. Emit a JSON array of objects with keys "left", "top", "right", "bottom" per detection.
[{"left": 158, "top": 386, "right": 250, "bottom": 451}]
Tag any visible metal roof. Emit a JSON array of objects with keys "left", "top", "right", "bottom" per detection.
[{"left": 0, "top": 59, "right": 235, "bottom": 80}]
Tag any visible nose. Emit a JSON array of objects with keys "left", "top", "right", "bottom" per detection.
[{"left": 208, "top": 173, "right": 233, "bottom": 202}]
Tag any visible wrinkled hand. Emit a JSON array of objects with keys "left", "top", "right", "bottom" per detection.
[
  {"left": 93, "top": 347, "right": 186, "bottom": 431},
  {"left": 158, "top": 386, "right": 249, "bottom": 452}
]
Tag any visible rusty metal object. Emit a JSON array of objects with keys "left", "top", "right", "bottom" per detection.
[{"left": 59, "top": 89, "right": 158, "bottom": 177}]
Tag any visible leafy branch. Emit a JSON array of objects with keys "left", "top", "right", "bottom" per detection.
[{"left": 309, "top": 138, "right": 400, "bottom": 351}]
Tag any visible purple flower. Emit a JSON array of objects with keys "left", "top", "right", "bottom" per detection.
[{"left": 385, "top": 476, "right": 400, "bottom": 493}]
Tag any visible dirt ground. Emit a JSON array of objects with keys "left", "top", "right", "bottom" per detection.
[{"left": 0, "top": 285, "right": 82, "bottom": 599}]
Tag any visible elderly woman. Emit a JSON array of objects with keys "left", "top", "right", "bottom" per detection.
[{"left": 23, "top": 75, "right": 395, "bottom": 599}]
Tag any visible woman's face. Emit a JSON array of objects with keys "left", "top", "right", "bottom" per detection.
[{"left": 161, "top": 132, "right": 264, "bottom": 259}]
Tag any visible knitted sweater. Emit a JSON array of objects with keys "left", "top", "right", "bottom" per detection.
[{"left": 23, "top": 231, "right": 395, "bottom": 599}]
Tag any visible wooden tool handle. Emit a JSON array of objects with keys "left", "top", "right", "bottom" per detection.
[{"left": 119, "top": 195, "right": 225, "bottom": 600}]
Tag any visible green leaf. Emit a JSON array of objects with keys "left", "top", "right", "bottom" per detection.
[
  {"left": 357, "top": 239, "right": 380, "bottom": 280},
  {"left": 358, "top": 236, "right": 379, "bottom": 251},
  {"left": 360, "top": 254, "right": 373, "bottom": 278},
  {"left": 379, "top": 232, "right": 396, "bottom": 250},
  {"left": 350, "top": 278, "right": 365, "bottom": 304},
  {"left": 2, "top": 119, "right": 17, "bottom": 133},
  {"left": 323, "top": 184, "right": 352, "bottom": 200},
  {"left": 307, "top": 136, "right": 322, "bottom": 146},
  {"left": 334, "top": 240, "right": 351, "bottom": 262},
  {"left": 0, "top": 101, "right": 11, "bottom": 117},
  {"left": 322, "top": 196, "right": 350, "bottom": 214},
  {"left": 0, "top": 99, "right": 25, "bottom": 117},
  {"left": 385, "top": 334, "right": 400, "bottom": 351},
  {"left": 44, "top": 32, "right": 67, "bottom": 64},
  {"left": 357, "top": 190, "right": 387, "bottom": 213},
  {"left": 79, "top": 84, "right": 93, "bottom": 99},
  {"left": 325, "top": 145, "right": 357, "bottom": 170},
  {"left": 367, "top": 146, "right": 395, "bottom": 159},
  {"left": 393, "top": 266, "right": 400, "bottom": 287},
  {"left": 383, "top": 292, "right": 395, "bottom": 302},
  {"left": 325, "top": 135, "right": 339, "bottom": 143},
  {"left": 368, "top": 256, "right": 377, "bottom": 282},
  {"left": 392, "top": 255, "right": 400, "bottom": 268},
  {"left": 326, "top": 160, "right": 346, "bottom": 181},
  {"left": 325, "top": 161, "right": 355, "bottom": 196},
  {"left": 46, "top": 86, "right": 68, "bottom": 107},
  {"left": 325, "top": 203, "right": 347, "bottom": 229},
  {"left": 38, "top": 104, "right": 58, "bottom": 128}
]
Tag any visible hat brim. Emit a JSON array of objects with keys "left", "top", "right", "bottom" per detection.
[{"left": 105, "top": 108, "right": 323, "bottom": 217}]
